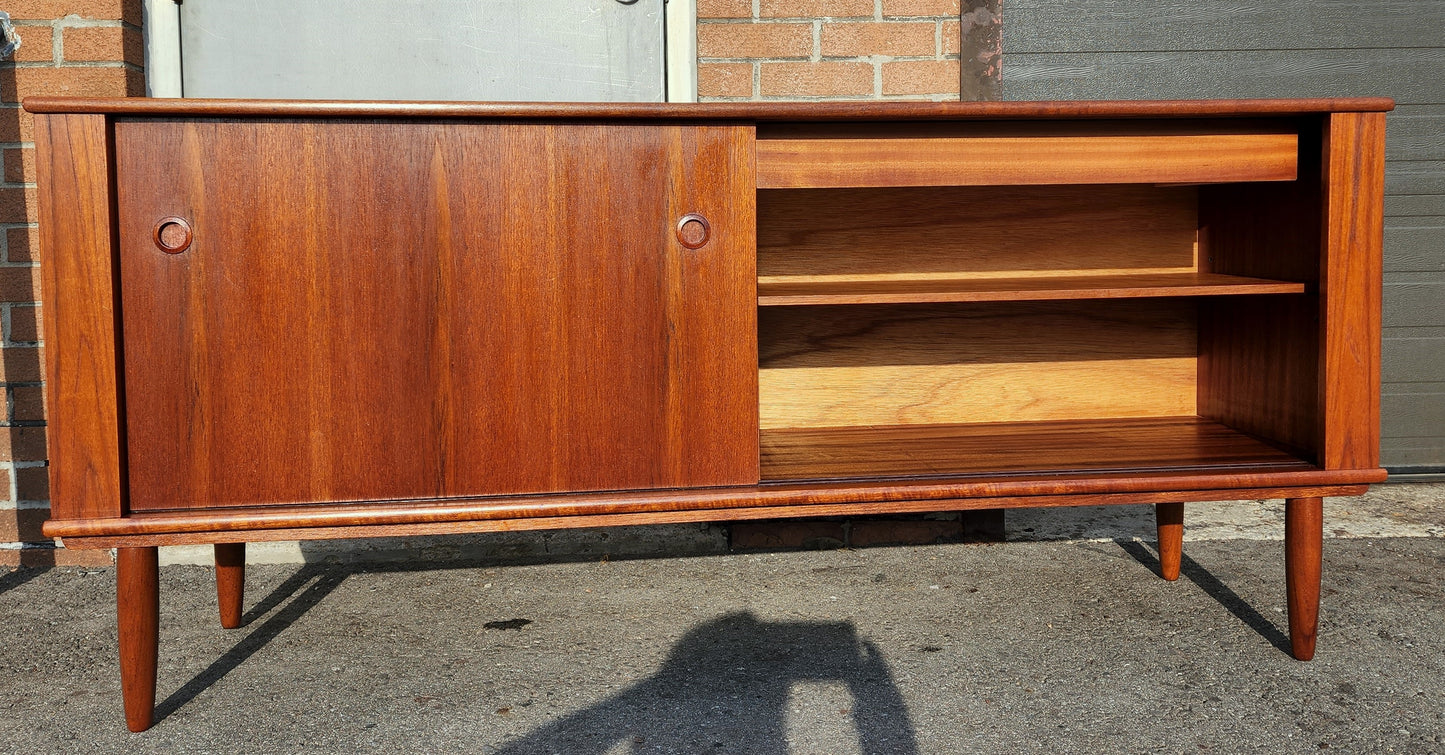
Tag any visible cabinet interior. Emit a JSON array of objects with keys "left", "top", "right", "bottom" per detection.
[{"left": 755, "top": 135, "right": 1324, "bottom": 481}]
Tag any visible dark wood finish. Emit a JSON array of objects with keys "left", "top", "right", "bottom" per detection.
[
  {"left": 1285, "top": 496, "right": 1324, "bottom": 661},
  {"left": 33, "top": 114, "right": 127, "bottom": 522},
  {"left": 759, "top": 418, "right": 1312, "bottom": 481},
  {"left": 114, "top": 120, "right": 758, "bottom": 510},
  {"left": 152, "top": 216, "right": 193, "bottom": 254},
  {"left": 759, "top": 185, "right": 1200, "bottom": 284},
  {"left": 1320, "top": 112, "right": 1386, "bottom": 470},
  {"left": 1198, "top": 137, "right": 1324, "bottom": 461},
  {"left": 56, "top": 483, "right": 1370, "bottom": 550},
  {"left": 117, "top": 547, "right": 158, "bottom": 732},
  {"left": 40, "top": 465, "right": 1384, "bottom": 544},
  {"left": 758, "top": 272, "right": 1305, "bottom": 306},
  {"left": 22, "top": 100, "right": 1392, "bottom": 728},
  {"left": 214, "top": 543, "right": 244, "bottom": 629},
  {"left": 1155, "top": 503, "right": 1184, "bottom": 581},
  {"left": 23, "top": 96, "right": 1397, "bottom": 119}
]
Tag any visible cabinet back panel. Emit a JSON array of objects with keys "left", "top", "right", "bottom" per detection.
[
  {"left": 114, "top": 120, "right": 759, "bottom": 510},
  {"left": 1198, "top": 146, "right": 1324, "bottom": 461},
  {"left": 758, "top": 185, "right": 1198, "bottom": 283},
  {"left": 759, "top": 301, "right": 1197, "bottom": 429}
]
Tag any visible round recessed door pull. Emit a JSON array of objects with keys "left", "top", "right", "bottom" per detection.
[
  {"left": 153, "top": 217, "right": 193, "bottom": 254},
  {"left": 676, "top": 213, "right": 710, "bottom": 249}
]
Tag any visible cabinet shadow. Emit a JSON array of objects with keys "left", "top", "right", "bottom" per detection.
[
  {"left": 1114, "top": 538, "right": 1292, "bottom": 653},
  {"left": 491, "top": 611, "right": 920, "bottom": 755},
  {"left": 153, "top": 563, "right": 350, "bottom": 724},
  {"left": 152, "top": 564, "right": 921, "bottom": 754}
]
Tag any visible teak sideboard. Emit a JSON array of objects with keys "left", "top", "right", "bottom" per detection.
[{"left": 24, "top": 97, "right": 1391, "bottom": 731}]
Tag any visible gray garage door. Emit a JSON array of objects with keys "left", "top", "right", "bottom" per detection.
[
  {"left": 179, "top": 0, "right": 664, "bottom": 101},
  {"left": 1004, "top": 0, "right": 1445, "bottom": 474}
]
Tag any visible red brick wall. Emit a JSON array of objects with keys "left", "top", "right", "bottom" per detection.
[
  {"left": 697, "top": 0, "right": 963, "bottom": 101},
  {"left": 1, "top": 0, "right": 143, "bottom": 567}
]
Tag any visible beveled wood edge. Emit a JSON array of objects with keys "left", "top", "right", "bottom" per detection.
[
  {"left": 55, "top": 484, "right": 1372, "bottom": 549},
  {"left": 755, "top": 274, "right": 1309, "bottom": 306},
  {"left": 22, "top": 97, "right": 1396, "bottom": 120},
  {"left": 43, "top": 467, "right": 1386, "bottom": 544}
]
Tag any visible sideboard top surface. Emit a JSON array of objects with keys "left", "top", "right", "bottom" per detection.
[{"left": 23, "top": 96, "right": 1395, "bottom": 120}]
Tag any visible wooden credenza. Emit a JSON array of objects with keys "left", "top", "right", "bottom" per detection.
[{"left": 24, "top": 97, "right": 1391, "bottom": 731}]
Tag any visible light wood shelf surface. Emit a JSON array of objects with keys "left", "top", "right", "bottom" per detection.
[
  {"left": 759, "top": 416, "right": 1312, "bottom": 482},
  {"left": 758, "top": 272, "right": 1306, "bottom": 306}
]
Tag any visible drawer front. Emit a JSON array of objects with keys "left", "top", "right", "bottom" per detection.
[
  {"left": 114, "top": 119, "right": 758, "bottom": 510},
  {"left": 755, "top": 120, "right": 1299, "bottom": 189}
]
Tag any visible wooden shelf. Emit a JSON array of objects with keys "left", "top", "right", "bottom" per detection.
[
  {"left": 759, "top": 416, "right": 1313, "bottom": 482},
  {"left": 757, "top": 272, "right": 1306, "bottom": 306}
]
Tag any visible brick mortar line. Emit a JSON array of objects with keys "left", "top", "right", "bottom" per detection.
[
  {"left": 2, "top": 61, "right": 142, "bottom": 69},
  {"left": 11, "top": 17, "right": 130, "bottom": 27}
]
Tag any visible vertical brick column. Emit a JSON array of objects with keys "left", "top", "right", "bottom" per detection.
[
  {"left": 1, "top": 1, "right": 143, "bottom": 568},
  {"left": 697, "top": 0, "right": 965, "bottom": 101}
]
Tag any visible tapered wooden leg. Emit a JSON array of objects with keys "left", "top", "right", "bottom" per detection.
[
  {"left": 1285, "top": 496, "right": 1323, "bottom": 661},
  {"left": 1155, "top": 502, "right": 1183, "bottom": 581},
  {"left": 214, "top": 543, "right": 245, "bottom": 629},
  {"left": 117, "top": 547, "right": 159, "bottom": 732}
]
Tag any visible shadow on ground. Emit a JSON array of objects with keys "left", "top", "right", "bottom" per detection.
[
  {"left": 491, "top": 611, "right": 919, "bottom": 755},
  {"left": 1115, "top": 538, "right": 1291, "bottom": 653},
  {"left": 150, "top": 561, "right": 920, "bottom": 753}
]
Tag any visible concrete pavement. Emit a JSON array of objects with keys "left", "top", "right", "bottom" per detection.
[{"left": 1, "top": 485, "right": 1442, "bottom": 753}]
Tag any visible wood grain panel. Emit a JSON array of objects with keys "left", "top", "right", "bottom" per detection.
[
  {"left": 759, "top": 301, "right": 1197, "bottom": 429},
  {"left": 760, "top": 417, "right": 1311, "bottom": 481},
  {"left": 1006, "top": 0, "right": 1445, "bottom": 52},
  {"left": 1386, "top": 161, "right": 1445, "bottom": 196},
  {"left": 756, "top": 127, "right": 1297, "bottom": 188},
  {"left": 33, "top": 113, "right": 127, "bottom": 521},
  {"left": 1004, "top": 49, "right": 1434, "bottom": 105},
  {"left": 114, "top": 120, "right": 757, "bottom": 510},
  {"left": 1383, "top": 221, "right": 1445, "bottom": 272},
  {"left": 758, "top": 272, "right": 1304, "bottom": 306},
  {"left": 1198, "top": 132, "right": 1325, "bottom": 461},
  {"left": 758, "top": 185, "right": 1199, "bottom": 283},
  {"left": 1320, "top": 112, "right": 1386, "bottom": 469}
]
